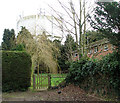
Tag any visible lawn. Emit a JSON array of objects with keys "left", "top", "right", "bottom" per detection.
[{"left": 31, "top": 73, "right": 67, "bottom": 89}]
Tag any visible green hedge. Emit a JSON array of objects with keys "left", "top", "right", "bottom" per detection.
[
  {"left": 2, "top": 51, "right": 32, "bottom": 92},
  {"left": 66, "top": 52, "right": 120, "bottom": 98},
  {"left": 66, "top": 56, "right": 88, "bottom": 84}
]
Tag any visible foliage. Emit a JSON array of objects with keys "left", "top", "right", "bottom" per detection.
[
  {"left": 88, "top": 1, "right": 120, "bottom": 50},
  {"left": 66, "top": 56, "right": 88, "bottom": 84},
  {"left": 86, "top": 31, "right": 104, "bottom": 43},
  {"left": 56, "top": 44, "right": 69, "bottom": 72},
  {"left": 2, "top": 51, "right": 32, "bottom": 92},
  {"left": 2, "top": 29, "right": 16, "bottom": 50},
  {"left": 11, "top": 44, "right": 25, "bottom": 51},
  {"left": 53, "top": 35, "right": 77, "bottom": 72},
  {"left": 66, "top": 51, "right": 120, "bottom": 98},
  {"left": 64, "top": 34, "right": 77, "bottom": 61},
  {"left": 64, "top": 34, "right": 77, "bottom": 51},
  {"left": 56, "top": 44, "right": 70, "bottom": 72},
  {"left": 99, "top": 52, "right": 120, "bottom": 90},
  {"left": 17, "top": 27, "right": 59, "bottom": 74}
]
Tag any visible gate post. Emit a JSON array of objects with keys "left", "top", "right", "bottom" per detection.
[
  {"left": 48, "top": 74, "right": 51, "bottom": 89},
  {"left": 33, "top": 74, "right": 36, "bottom": 89}
]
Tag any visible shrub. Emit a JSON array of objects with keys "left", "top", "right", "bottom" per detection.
[
  {"left": 12, "top": 44, "right": 25, "bottom": 51},
  {"left": 66, "top": 56, "right": 88, "bottom": 84},
  {"left": 99, "top": 52, "right": 120, "bottom": 94},
  {"left": 2, "top": 51, "right": 32, "bottom": 92},
  {"left": 66, "top": 51, "right": 120, "bottom": 98}
]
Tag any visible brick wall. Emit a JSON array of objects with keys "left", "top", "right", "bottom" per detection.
[
  {"left": 72, "top": 39, "right": 115, "bottom": 61},
  {"left": 87, "top": 43, "right": 114, "bottom": 59}
]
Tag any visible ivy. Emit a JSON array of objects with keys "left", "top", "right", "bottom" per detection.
[{"left": 66, "top": 51, "right": 120, "bottom": 98}]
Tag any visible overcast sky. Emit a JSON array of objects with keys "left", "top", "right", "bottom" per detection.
[
  {"left": 0, "top": 0, "right": 119, "bottom": 44},
  {"left": 0, "top": 0, "right": 61, "bottom": 44}
]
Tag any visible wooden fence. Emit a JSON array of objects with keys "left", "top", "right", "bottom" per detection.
[{"left": 33, "top": 73, "right": 66, "bottom": 90}]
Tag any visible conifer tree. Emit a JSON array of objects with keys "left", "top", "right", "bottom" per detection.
[
  {"left": 88, "top": 1, "right": 120, "bottom": 50},
  {"left": 2, "top": 29, "right": 16, "bottom": 50}
]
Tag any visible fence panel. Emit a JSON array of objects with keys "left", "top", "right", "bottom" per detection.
[{"left": 32, "top": 72, "right": 67, "bottom": 90}]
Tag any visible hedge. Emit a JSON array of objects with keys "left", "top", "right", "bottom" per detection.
[
  {"left": 66, "top": 52, "right": 120, "bottom": 99},
  {"left": 2, "top": 51, "right": 32, "bottom": 92}
]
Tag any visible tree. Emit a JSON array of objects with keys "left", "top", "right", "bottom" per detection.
[
  {"left": 88, "top": 1, "right": 120, "bottom": 50},
  {"left": 17, "top": 27, "right": 59, "bottom": 76},
  {"left": 88, "top": 1, "right": 120, "bottom": 99},
  {"left": 53, "top": 39, "right": 66, "bottom": 72},
  {"left": 48, "top": 0, "right": 94, "bottom": 55},
  {"left": 53, "top": 38, "right": 75, "bottom": 72},
  {"left": 86, "top": 30, "right": 104, "bottom": 44},
  {"left": 2, "top": 29, "right": 16, "bottom": 50},
  {"left": 64, "top": 34, "right": 77, "bottom": 61},
  {"left": 11, "top": 44, "right": 25, "bottom": 51}
]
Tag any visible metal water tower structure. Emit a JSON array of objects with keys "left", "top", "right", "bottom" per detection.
[{"left": 17, "top": 9, "right": 63, "bottom": 40}]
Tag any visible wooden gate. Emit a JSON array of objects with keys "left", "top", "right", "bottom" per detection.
[
  {"left": 33, "top": 73, "right": 51, "bottom": 90},
  {"left": 32, "top": 72, "right": 67, "bottom": 90}
]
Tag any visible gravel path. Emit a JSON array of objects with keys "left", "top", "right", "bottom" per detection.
[{"left": 2, "top": 84, "right": 104, "bottom": 101}]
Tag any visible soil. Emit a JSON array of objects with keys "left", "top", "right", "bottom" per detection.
[{"left": 2, "top": 84, "right": 104, "bottom": 101}]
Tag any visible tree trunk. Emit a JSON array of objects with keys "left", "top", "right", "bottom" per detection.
[{"left": 79, "top": 0, "right": 82, "bottom": 55}]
